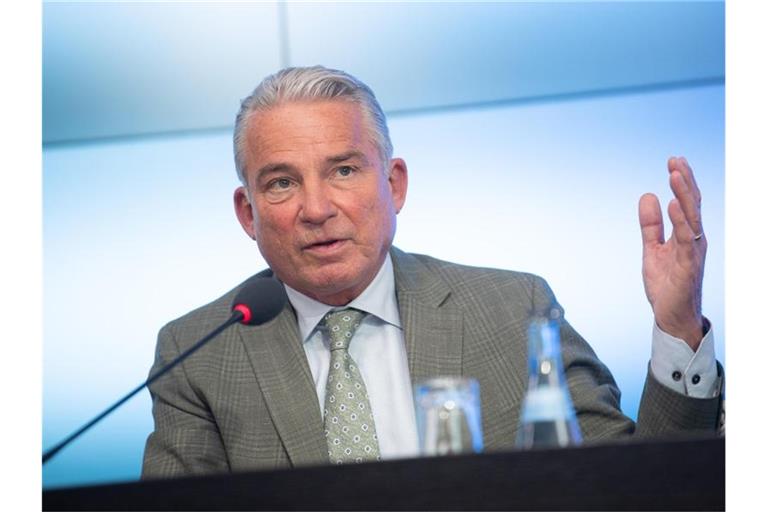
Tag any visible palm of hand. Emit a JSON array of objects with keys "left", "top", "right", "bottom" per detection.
[{"left": 639, "top": 157, "right": 706, "bottom": 350}]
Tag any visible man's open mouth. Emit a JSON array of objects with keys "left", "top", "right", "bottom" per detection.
[{"left": 304, "top": 239, "right": 345, "bottom": 251}]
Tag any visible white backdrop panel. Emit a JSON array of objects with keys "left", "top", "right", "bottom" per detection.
[{"left": 43, "top": 1, "right": 282, "bottom": 142}]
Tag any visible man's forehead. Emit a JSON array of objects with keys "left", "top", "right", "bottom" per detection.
[{"left": 243, "top": 100, "right": 377, "bottom": 167}]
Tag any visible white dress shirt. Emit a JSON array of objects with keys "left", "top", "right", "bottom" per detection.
[
  {"left": 285, "top": 255, "right": 420, "bottom": 460},
  {"left": 285, "top": 255, "right": 718, "bottom": 460}
]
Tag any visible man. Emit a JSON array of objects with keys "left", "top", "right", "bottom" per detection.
[{"left": 142, "top": 66, "right": 721, "bottom": 478}]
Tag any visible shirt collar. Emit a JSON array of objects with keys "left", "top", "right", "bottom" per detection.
[{"left": 284, "top": 254, "right": 402, "bottom": 342}]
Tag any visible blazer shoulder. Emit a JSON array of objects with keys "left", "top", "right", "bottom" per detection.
[
  {"left": 392, "top": 248, "right": 561, "bottom": 315},
  {"left": 408, "top": 251, "right": 552, "bottom": 298}
]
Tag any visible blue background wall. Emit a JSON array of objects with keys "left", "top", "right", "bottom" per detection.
[{"left": 42, "top": 1, "right": 725, "bottom": 488}]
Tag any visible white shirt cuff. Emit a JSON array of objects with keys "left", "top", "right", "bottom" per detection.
[{"left": 650, "top": 319, "right": 718, "bottom": 398}]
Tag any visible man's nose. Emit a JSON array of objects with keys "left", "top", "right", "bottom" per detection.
[{"left": 298, "top": 183, "right": 337, "bottom": 224}]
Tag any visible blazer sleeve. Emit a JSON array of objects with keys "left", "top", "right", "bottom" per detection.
[
  {"left": 530, "top": 275, "right": 723, "bottom": 441},
  {"left": 141, "top": 323, "right": 230, "bottom": 480},
  {"left": 635, "top": 362, "right": 724, "bottom": 436}
]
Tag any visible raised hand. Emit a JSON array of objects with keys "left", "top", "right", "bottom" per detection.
[{"left": 638, "top": 156, "right": 707, "bottom": 351}]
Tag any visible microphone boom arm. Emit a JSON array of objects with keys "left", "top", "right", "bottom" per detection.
[{"left": 42, "top": 312, "right": 244, "bottom": 464}]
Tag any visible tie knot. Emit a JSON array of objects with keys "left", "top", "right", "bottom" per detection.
[{"left": 322, "top": 308, "right": 366, "bottom": 351}]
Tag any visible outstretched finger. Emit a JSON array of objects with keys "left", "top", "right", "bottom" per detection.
[
  {"left": 669, "top": 170, "right": 704, "bottom": 237},
  {"left": 639, "top": 192, "right": 664, "bottom": 247},
  {"left": 668, "top": 156, "right": 701, "bottom": 205},
  {"left": 668, "top": 197, "right": 697, "bottom": 246}
]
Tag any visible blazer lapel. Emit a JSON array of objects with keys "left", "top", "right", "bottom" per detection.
[
  {"left": 233, "top": 248, "right": 464, "bottom": 467},
  {"left": 391, "top": 248, "right": 464, "bottom": 384},
  {"left": 236, "top": 305, "right": 328, "bottom": 467}
]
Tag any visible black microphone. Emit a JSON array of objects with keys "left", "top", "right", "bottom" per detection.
[{"left": 42, "top": 276, "right": 288, "bottom": 464}]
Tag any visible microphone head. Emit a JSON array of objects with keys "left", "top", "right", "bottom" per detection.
[{"left": 231, "top": 276, "right": 288, "bottom": 325}]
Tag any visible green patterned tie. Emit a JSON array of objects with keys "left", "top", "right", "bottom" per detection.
[{"left": 322, "top": 308, "right": 381, "bottom": 464}]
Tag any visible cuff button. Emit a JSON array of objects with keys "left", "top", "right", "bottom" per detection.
[
  {"left": 672, "top": 370, "right": 682, "bottom": 381},
  {"left": 692, "top": 374, "right": 701, "bottom": 385}
]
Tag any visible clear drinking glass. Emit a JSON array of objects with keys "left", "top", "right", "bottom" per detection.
[{"left": 414, "top": 377, "right": 484, "bottom": 456}]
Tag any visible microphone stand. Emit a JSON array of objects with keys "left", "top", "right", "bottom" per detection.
[{"left": 42, "top": 312, "right": 244, "bottom": 464}]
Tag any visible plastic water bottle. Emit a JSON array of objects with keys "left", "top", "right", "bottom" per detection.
[{"left": 516, "top": 311, "right": 582, "bottom": 449}]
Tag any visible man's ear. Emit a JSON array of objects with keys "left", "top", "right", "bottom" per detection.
[
  {"left": 388, "top": 158, "right": 408, "bottom": 214},
  {"left": 234, "top": 186, "right": 257, "bottom": 240}
]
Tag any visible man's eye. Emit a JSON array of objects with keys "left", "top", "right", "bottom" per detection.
[
  {"left": 337, "top": 166, "right": 354, "bottom": 177},
  {"left": 269, "top": 178, "right": 293, "bottom": 190}
]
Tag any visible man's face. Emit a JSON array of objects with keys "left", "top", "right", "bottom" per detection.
[{"left": 234, "top": 100, "right": 408, "bottom": 306}]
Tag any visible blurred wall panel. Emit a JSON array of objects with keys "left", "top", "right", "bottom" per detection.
[
  {"left": 287, "top": 1, "right": 724, "bottom": 112},
  {"left": 43, "top": 1, "right": 282, "bottom": 143},
  {"left": 43, "top": 1, "right": 724, "bottom": 144}
]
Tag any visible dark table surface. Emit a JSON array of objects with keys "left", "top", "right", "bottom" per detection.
[{"left": 43, "top": 436, "right": 724, "bottom": 511}]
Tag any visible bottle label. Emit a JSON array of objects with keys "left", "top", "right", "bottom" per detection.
[{"left": 520, "top": 387, "right": 576, "bottom": 422}]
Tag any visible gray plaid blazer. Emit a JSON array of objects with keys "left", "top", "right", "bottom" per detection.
[{"left": 142, "top": 247, "right": 722, "bottom": 479}]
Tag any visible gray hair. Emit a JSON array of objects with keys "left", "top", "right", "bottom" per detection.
[{"left": 233, "top": 65, "right": 393, "bottom": 184}]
